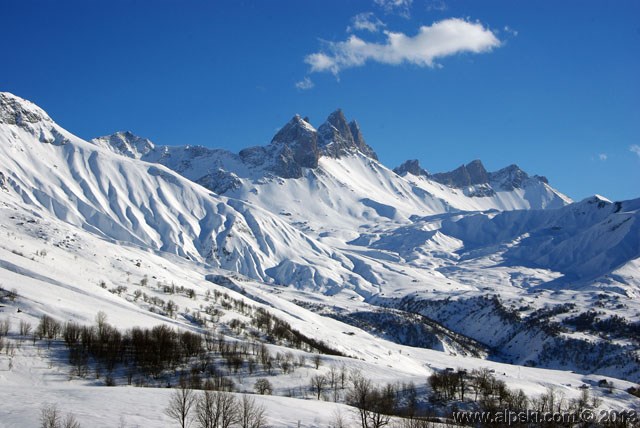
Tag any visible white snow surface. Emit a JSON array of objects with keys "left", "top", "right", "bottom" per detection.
[{"left": 0, "top": 92, "right": 639, "bottom": 426}]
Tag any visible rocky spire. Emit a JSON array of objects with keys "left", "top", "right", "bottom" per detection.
[
  {"left": 318, "top": 109, "right": 378, "bottom": 159},
  {"left": 349, "top": 120, "right": 378, "bottom": 160}
]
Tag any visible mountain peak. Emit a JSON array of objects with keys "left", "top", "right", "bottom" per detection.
[
  {"left": 325, "top": 109, "right": 352, "bottom": 139},
  {"left": 393, "top": 159, "right": 429, "bottom": 177},
  {"left": 317, "top": 109, "right": 378, "bottom": 160},
  {"left": 262, "top": 114, "right": 320, "bottom": 178},
  {"left": 91, "top": 131, "right": 155, "bottom": 159},
  {"left": 431, "top": 159, "right": 489, "bottom": 188}
]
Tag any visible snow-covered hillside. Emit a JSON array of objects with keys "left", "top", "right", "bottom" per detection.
[{"left": 1, "top": 92, "right": 639, "bottom": 426}]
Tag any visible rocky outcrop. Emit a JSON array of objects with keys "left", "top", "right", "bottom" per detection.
[
  {"left": 91, "top": 131, "right": 155, "bottom": 159},
  {"left": 0, "top": 92, "right": 52, "bottom": 126},
  {"left": 196, "top": 169, "right": 242, "bottom": 194},
  {"left": 431, "top": 159, "right": 489, "bottom": 188},
  {"left": 393, "top": 159, "right": 429, "bottom": 177}
]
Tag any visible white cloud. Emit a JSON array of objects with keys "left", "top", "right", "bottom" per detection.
[
  {"left": 598, "top": 153, "right": 608, "bottom": 161},
  {"left": 631, "top": 144, "right": 640, "bottom": 159},
  {"left": 294, "top": 77, "right": 315, "bottom": 90},
  {"left": 348, "top": 12, "right": 386, "bottom": 33},
  {"left": 375, "top": 0, "right": 413, "bottom": 17},
  {"left": 305, "top": 18, "right": 501, "bottom": 75}
]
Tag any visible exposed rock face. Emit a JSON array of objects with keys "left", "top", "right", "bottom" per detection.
[
  {"left": 271, "top": 144, "right": 305, "bottom": 179},
  {"left": 426, "top": 160, "right": 550, "bottom": 195},
  {"left": 196, "top": 169, "right": 242, "bottom": 194},
  {"left": 318, "top": 109, "right": 378, "bottom": 160},
  {"left": 0, "top": 92, "right": 69, "bottom": 145},
  {"left": 267, "top": 115, "right": 320, "bottom": 178},
  {"left": 393, "top": 159, "right": 429, "bottom": 177},
  {"left": 238, "top": 145, "right": 268, "bottom": 168},
  {"left": 349, "top": 120, "right": 378, "bottom": 160},
  {"left": 488, "top": 164, "right": 529, "bottom": 191},
  {"left": 431, "top": 160, "right": 489, "bottom": 188},
  {"left": 0, "top": 92, "right": 51, "bottom": 126},
  {"left": 91, "top": 131, "right": 155, "bottom": 159}
]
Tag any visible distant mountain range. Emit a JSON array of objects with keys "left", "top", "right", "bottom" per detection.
[{"left": 1, "top": 91, "right": 639, "bottom": 382}]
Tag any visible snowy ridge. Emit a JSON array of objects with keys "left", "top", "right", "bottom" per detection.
[{"left": 0, "top": 93, "right": 375, "bottom": 294}]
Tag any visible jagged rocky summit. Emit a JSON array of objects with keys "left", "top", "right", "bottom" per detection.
[
  {"left": 92, "top": 109, "right": 378, "bottom": 181},
  {"left": 395, "top": 158, "right": 550, "bottom": 195}
]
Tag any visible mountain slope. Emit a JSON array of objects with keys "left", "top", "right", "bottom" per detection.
[{"left": 0, "top": 92, "right": 376, "bottom": 294}]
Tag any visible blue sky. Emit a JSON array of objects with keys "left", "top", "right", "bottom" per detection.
[{"left": 2, "top": 0, "right": 639, "bottom": 201}]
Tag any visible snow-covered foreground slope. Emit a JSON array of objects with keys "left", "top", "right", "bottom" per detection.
[{"left": 0, "top": 92, "right": 639, "bottom": 425}]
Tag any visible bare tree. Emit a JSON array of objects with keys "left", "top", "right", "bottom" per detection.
[
  {"left": 216, "top": 392, "right": 240, "bottom": 428},
  {"left": 313, "top": 354, "right": 322, "bottom": 370},
  {"left": 166, "top": 384, "right": 197, "bottom": 428},
  {"left": 19, "top": 320, "right": 32, "bottom": 337},
  {"left": 40, "top": 404, "right": 61, "bottom": 428},
  {"left": 196, "top": 390, "right": 218, "bottom": 428},
  {"left": 331, "top": 407, "right": 350, "bottom": 428},
  {"left": 62, "top": 413, "right": 81, "bottom": 428},
  {"left": 40, "top": 404, "right": 81, "bottom": 428},
  {"left": 0, "top": 318, "right": 9, "bottom": 336},
  {"left": 311, "top": 374, "right": 328, "bottom": 400},
  {"left": 238, "top": 395, "right": 267, "bottom": 428},
  {"left": 327, "top": 365, "right": 340, "bottom": 401},
  {"left": 197, "top": 390, "right": 239, "bottom": 428},
  {"left": 347, "top": 371, "right": 393, "bottom": 428},
  {"left": 254, "top": 378, "right": 272, "bottom": 395}
]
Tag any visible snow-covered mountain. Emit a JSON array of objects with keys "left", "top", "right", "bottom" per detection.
[{"left": 1, "top": 91, "right": 639, "bottom": 426}]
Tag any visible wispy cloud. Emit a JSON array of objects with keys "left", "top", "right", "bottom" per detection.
[
  {"left": 348, "top": 12, "right": 386, "bottom": 33},
  {"left": 374, "top": 0, "right": 413, "bottom": 17},
  {"left": 630, "top": 144, "right": 640, "bottom": 159},
  {"left": 294, "top": 77, "right": 315, "bottom": 90},
  {"left": 503, "top": 25, "right": 518, "bottom": 37},
  {"left": 425, "top": 0, "right": 447, "bottom": 12},
  {"left": 305, "top": 18, "right": 501, "bottom": 75},
  {"left": 598, "top": 153, "right": 608, "bottom": 161}
]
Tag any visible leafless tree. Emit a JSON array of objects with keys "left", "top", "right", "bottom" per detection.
[
  {"left": 166, "top": 384, "right": 197, "bottom": 428},
  {"left": 313, "top": 354, "right": 322, "bottom": 369},
  {"left": 347, "top": 371, "right": 393, "bottom": 428},
  {"left": 238, "top": 395, "right": 267, "bottom": 428},
  {"left": 19, "top": 320, "right": 32, "bottom": 338},
  {"left": 0, "top": 318, "right": 9, "bottom": 336},
  {"left": 311, "top": 374, "right": 328, "bottom": 400},
  {"left": 61, "top": 413, "right": 81, "bottom": 428},
  {"left": 196, "top": 390, "right": 239, "bottom": 428},
  {"left": 331, "top": 407, "right": 349, "bottom": 428},
  {"left": 40, "top": 404, "right": 61, "bottom": 428},
  {"left": 254, "top": 378, "right": 272, "bottom": 395},
  {"left": 327, "top": 365, "right": 340, "bottom": 401},
  {"left": 40, "top": 404, "right": 81, "bottom": 428}
]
